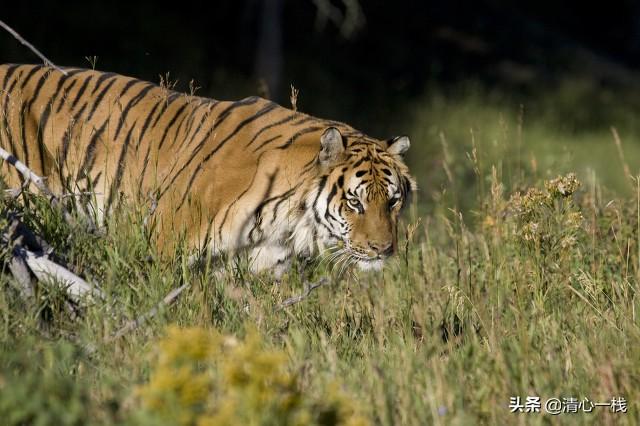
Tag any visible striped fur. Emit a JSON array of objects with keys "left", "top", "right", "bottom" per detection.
[{"left": 0, "top": 64, "right": 416, "bottom": 274}]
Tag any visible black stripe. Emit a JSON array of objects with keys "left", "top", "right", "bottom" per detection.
[
  {"left": 140, "top": 141, "right": 153, "bottom": 185},
  {"left": 55, "top": 79, "right": 78, "bottom": 113},
  {"left": 181, "top": 99, "right": 208, "bottom": 143},
  {"left": 90, "top": 72, "right": 117, "bottom": 95},
  {"left": 274, "top": 126, "right": 323, "bottom": 150},
  {"left": 106, "top": 121, "right": 137, "bottom": 212},
  {"left": 211, "top": 102, "right": 280, "bottom": 151},
  {"left": 114, "top": 83, "right": 155, "bottom": 140},
  {"left": 19, "top": 105, "right": 30, "bottom": 167},
  {"left": 313, "top": 175, "right": 328, "bottom": 214},
  {"left": 157, "top": 102, "right": 189, "bottom": 149},
  {"left": 298, "top": 156, "right": 318, "bottom": 176},
  {"left": 36, "top": 71, "right": 86, "bottom": 171},
  {"left": 160, "top": 98, "right": 259, "bottom": 197},
  {"left": 250, "top": 134, "right": 282, "bottom": 153},
  {"left": 26, "top": 69, "right": 55, "bottom": 114},
  {"left": 19, "top": 65, "right": 44, "bottom": 89},
  {"left": 118, "top": 79, "right": 141, "bottom": 98},
  {"left": 1, "top": 66, "right": 23, "bottom": 157},
  {"left": 36, "top": 98, "right": 54, "bottom": 171},
  {"left": 17, "top": 67, "right": 47, "bottom": 164},
  {"left": 173, "top": 101, "right": 218, "bottom": 153},
  {"left": 136, "top": 98, "right": 163, "bottom": 150},
  {"left": 170, "top": 98, "right": 268, "bottom": 191},
  {"left": 169, "top": 109, "right": 190, "bottom": 149},
  {"left": 91, "top": 171, "right": 102, "bottom": 189},
  {"left": 70, "top": 75, "right": 94, "bottom": 110},
  {"left": 60, "top": 102, "right": 88, "bottom": 168},
  {"left": 245, "top": 114, "right": 314, "bottom": 148},
  {"left": 39, "top": 70, "right": 67, "bottom": 114},
  {"left": 352, "top": 157, "right": 367, "bottom": 168},
  {"left": 86, "top": 77, "right": 118, "bottom": 121},
  {"left": 254, "top": 188, "right": 295, "bottom": 224},
  {"left": 1, "top": 64, "right": 20, "bottom": 88},
  {"left": 217, "top": 151, "right": 267, "bottom": 241},
  {"left": 324, "top": 182, "right": 339, "bottom": 222},
  {"left": 203, "top": 102, "right": 278, "bottom": 158},
  {"left": 173, "top": 164, "right": 203, "bottom": 211},
  {"left": 246, "top": 169, "right": 278, "bottom": 243},
  {"left": 312, "top": 175, "right": 341, "bottom": 239},
  {"left": 270, "top": 184, "right": 300, "bottom": 225},
  {"left": 77, "top": 120, "right": 108, "bottom": 179},
  {"left": 151, "top": 92, "right": 182, "bottom": 127}
]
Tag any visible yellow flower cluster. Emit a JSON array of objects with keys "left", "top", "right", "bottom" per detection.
[
  {"left": 507, "top": 173, "right": 583, "bottom": 249},
  {"left": 545, "top": 173, "right": 580, "bottom": 198},
  {"left": 137, "top": 326, "right": 368, "bottom": 426}
]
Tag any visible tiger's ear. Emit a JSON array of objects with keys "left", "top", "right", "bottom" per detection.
[
  {"left": 386, "top": 135, "right": 410, "bottom": 157},
  {"left": 319, "top": 127, "right": 345, "bottom": 165}
]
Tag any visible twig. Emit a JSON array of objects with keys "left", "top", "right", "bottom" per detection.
[
  {"left": 0, "top": 146, "right": 75, "bottom": 225},
  {"left": 0, "top": 19, "right": 67, "bottom": 75},
  {"left": 278, "top": 277, "right": 330, "bottom": 309},
  {"left": 109, "top": 283, "right": 190, "bottom": 341}
]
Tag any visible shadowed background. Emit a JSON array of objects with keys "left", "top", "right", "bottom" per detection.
[
  {"left": 3, "top": 0, "right": 640, "bottom": 208},
  {"left": 2, "top": 4, "right": 640, "bottom": 424}
]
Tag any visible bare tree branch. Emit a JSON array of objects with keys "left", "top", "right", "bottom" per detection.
[
  {"left": 0, "top": 19, "right": 67, "bottom": 75},
  {"left": 8, "top": 249, "right": 35, "bottom": 299},
  {"left": 278, "top": 277, "right": 330, "bottom": 309},
  {"left": 23, "top": 248, "right": 104, "bottom": 301},
  {"left": 109, "top": 283, "right": 190, "bottom": 341}
]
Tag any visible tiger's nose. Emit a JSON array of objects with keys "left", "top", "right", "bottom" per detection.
[{"left": 369, "top": 242, "right": 394, "bottom": 257}]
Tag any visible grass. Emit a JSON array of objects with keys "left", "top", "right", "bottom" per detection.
[{"left": 1, "top": 89, "right": 639, "bottom": 425}]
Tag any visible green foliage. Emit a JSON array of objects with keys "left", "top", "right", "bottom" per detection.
[
  {"left": 0, "top": 92, "right": 639, "bottom": 425},
  {"left": 0, "top": 337, "right": 91, "bottom": 426}
]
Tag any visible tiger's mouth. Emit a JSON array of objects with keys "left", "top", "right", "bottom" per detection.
[
  {"left": 323, "top": 243, "right": 387, "bottom": 273},
  {"left": 347, "top": 249, "right": 387, "bottom": 271}
]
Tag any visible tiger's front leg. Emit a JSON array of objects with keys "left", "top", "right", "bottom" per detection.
[{"left": 248, "top": 244, "right": 292, "bottom": 278}]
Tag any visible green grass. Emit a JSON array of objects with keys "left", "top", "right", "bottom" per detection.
[{"left": 1, "top": 90, "right": 640, "bottom": 425}]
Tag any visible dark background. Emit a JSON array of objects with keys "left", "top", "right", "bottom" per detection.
[{"left": 3, "top": 0, "right": 640, "bottom": 201}]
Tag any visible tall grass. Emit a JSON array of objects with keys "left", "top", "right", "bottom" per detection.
[{"left": 0, "top": 91, "right": 639, "bottom": 425}]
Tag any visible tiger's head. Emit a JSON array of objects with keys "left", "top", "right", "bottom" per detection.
[{"left": 306, "top": 126, "right": 417, "bottom": 271}]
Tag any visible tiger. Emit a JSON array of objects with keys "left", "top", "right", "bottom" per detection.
[{"left": 0, "top": 64, "right": 416, "bottom": 275}]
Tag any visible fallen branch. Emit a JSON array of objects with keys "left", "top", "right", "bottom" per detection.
[
  {"left": 109, "top": 283, "right": 190, "bottom": 341},
  {"left": 0, "top": 19, "right": 67, "bottom": 75},
  {"left": 22, "top": 248, "right": 104, "bottom": 301},
  {"left": 278, "top": 277, "right": 330, "bottom": 309},
  {"left": 7, "top": 248, "right": 34, "bottom": 299}
]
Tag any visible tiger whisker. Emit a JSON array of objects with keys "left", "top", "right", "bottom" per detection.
[
  {"left": 330, "top": 251, "right": 348, "bottom": 278},
  {"left": 337, "top": 252, "right": 355, "bottom": 279},
  {"left": 315, "top": 247, "right": 345, "bottom": 273}
]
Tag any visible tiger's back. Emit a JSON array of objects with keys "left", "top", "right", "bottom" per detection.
[{"left": 0, "top": 64, "right": 416, "bottom": 274}]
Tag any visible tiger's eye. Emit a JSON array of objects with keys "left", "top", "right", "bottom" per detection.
[
  {"left": 347, "top": 198, "right": 363, "bottom": 213},
  {"left": 389, "top": 195, "right": 401, "bottom": 209}
]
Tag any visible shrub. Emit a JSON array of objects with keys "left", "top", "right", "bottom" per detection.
[{"left": 135, "top": 326, "right": 367, "bottom": 426}]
